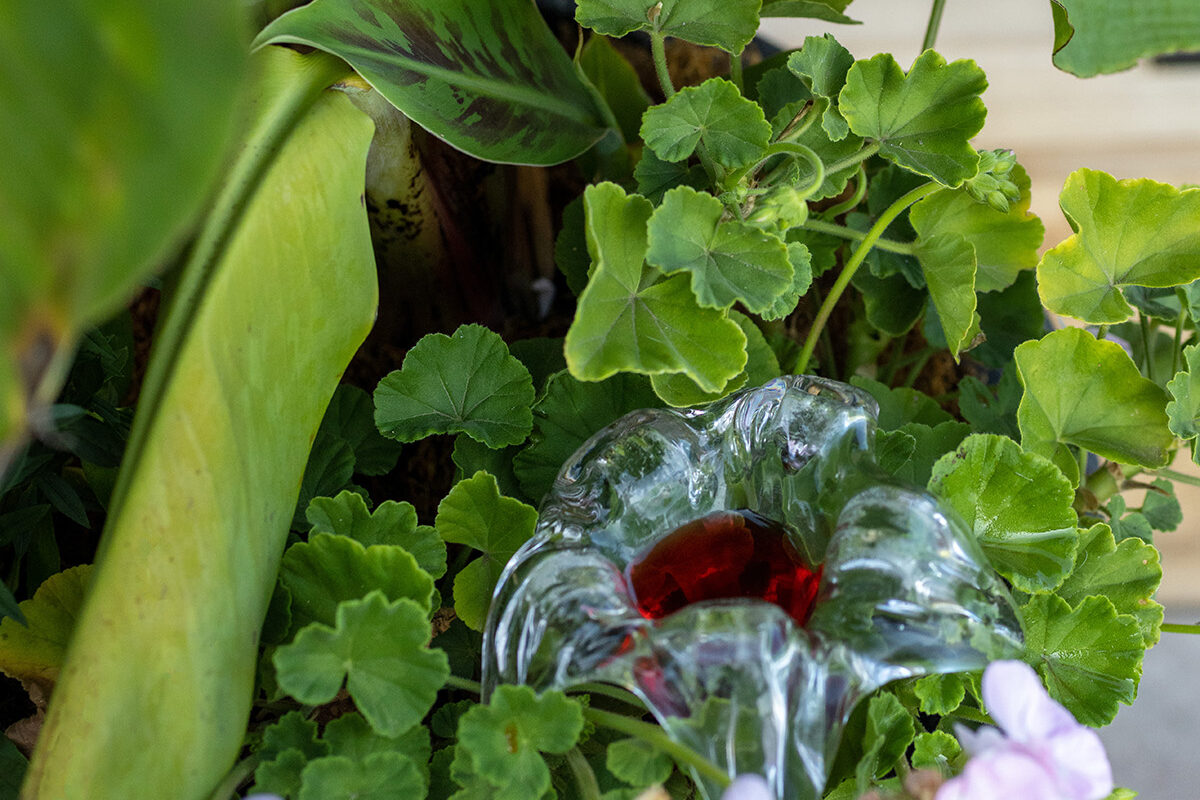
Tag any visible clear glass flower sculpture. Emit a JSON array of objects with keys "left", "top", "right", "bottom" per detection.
[{"left": 482, "top": 375, "right": 1023, "bottom": 799}]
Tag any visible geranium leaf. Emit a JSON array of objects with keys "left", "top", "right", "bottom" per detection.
[
  {"left": 915, "top": 233, "right": 978, "bottom": 359},
  {"left": 374, "top": 324, "right": 535, "bottom": 448},
  {"left": 849, "top": 376, "right": 953, "bottom": 428},
  {"left": 1052, "top": 0, "right": 1200, "bottom": 77},
  {"left": 255, "top": 0, "right": 609, "bottom": 165},
  {"left": 839, "top": 50, "right": 986, "bottom": 187},
  {"left": 564, "top": 182, "right": 748, "bottom": 392},
  {"left": 787, "top": 34, "right": 854, "bottom": 140},
  {"left": 972, "top": 271, "right": 1045, "bottom": 369},
  {"left": 852, "top": 269, "right": 925, "bottom": 337},
  {"left": 651, "top": 310, "right": 780, "bottom": 406},
  {"left": 910, "top": 164, "right": 1044, "bottom": 293},
  {"left": 856, "top": 692, "right": 915, "bottom": 787},
  {"left": 456, "top": 686, "right": 584, "bottom": 798},
  {"left": 1142, "top": 478, "right": 1182, "bottom": 532},
  {"left": 640, "top": 78, "right": 771, "bottom": 169},
  {"left": 910, "top": 730, "right": 962, "bottom": 772},
  {"left": 1166, "top": 346, "right": 1200, "bottom": 460},
  {"left": 1037, "top": 170, "right": 1200, "bottom": 323},
  {"left": 929, "top": 434, "right": 1078, "bottom": 593},
  {"left": 1014, "top": 327, "right": 1173, "bottom": 484},
  {"left": 317, "top": 385, "right": 402, "bottom": 476},
  {"left": 514, "top": 371, "right": 662, "bottom": 503},
  {"left": 1105, "top": 495, "right": 1154, "bottom": 545},
  {"left": 298, "top": 752, "right": 424, "bottom": 800},
  {"left": 254, "top": 749, "right": 310, "bottom": 798},
  {"left": 280, "top": 532, "right": 435, "bottom": 630},
  {"left": 579, "top": 35, "right": 651, "bottom": 146},
  {"left": 306, "top": 490, "right": 447, "bottom": 579},
  {"left": 576, "top": 0, "right": 762, "bottom": 54},
  {"left": 436, "top": 471, "right": 537, "bottom": 630},
  {"left": 1056, "top": 523, "right": 1162, "bottom": 646},
  {"left": 293, "top": 430, "right": 357, "bottom": 530},
  {"left": 1020, "top": 594, "right": 1143, "bottom": 726},
  {"left": 754, "top": 65, "right": 813, "bottom": 136},
  {"left": 760, "top": 243, "right": 814, "bottom": 321},
  {"left": 647, "top": 186, "right": 793, "bottom": 312},
  {"left": 606, "top": 738, "right": 673, "bottom": 787},
  {"left": 274, "top": 592, "right": 449, "bottom": 736},
  {"left": 324, "top": 712, "right": 432, "bottom": 785},
  {"left": 634, "top": 148, "right": 709, "bottom": 205},
  {"left": 912, "top": 674, "right": 966, "bottom": 716},
  {"left": 762, "top": 0, "right": 856, "bottom": 23},
  {"left": 0, "top": 565, "right": 90, "bottom": 694},
  {"left": 260, "top": 711, "right": 329, "bottom": 762}
]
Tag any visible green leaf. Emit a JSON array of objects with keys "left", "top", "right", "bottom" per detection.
[
  {"left": 275, "top": 592, "right": 449, "bottom": 736},
  {"left": 307, "top": 491, "right": 447, "bottom": 579},
  {"left": 1166, "top": 345, "right": 1200, "bottom": 459},
  {"left": 579, "top": 35, "right": 651, "bottom": 146},
  {"left": 375, "top": 324, "right": 535, "bottom": 448},
  {"left": 650, "top": 310, "right": 780, "bottom": 406},
  {"left": 280, "top": 532, "right": 435, "bottom": 630},
  {"left": 754, "top": 64, "right": 813, "bottom": 136},
  {"left": 452, "top": 437, "right": 527, "bottom": 502},
  {"left": 255, "top": 0, "right": 609, "bottom": 165},
  {"left": 260, "top": 711, "right": 329, "bottom": 762},
  {"left": 1037, "top": 171, "right": 1200, "bottom": 323},
  {"left": 912, "top": 674, "right": 965, "bottom": 716},
  {"left": 1052, "top": 0, "right": 1200, "bottom": 76},
  {"left": 634, "top": 149, "right": 709, "bottom": 205},
  {"left": 761, "top": 0, "right": 856, "bottom": 23},
  {"left": 787, "top": 35, "right": 854, "bottom": 140},
  {"left": 0, "top": 0, "right": 246, "bottom": 445},
  {"left": 576, "top": 0, "right": 763, "bottom": 53},
  {"left": 1057, "top": 523, "right": 1163, "bottom": 647},
  {"left": 915, "top": 233, "right": 978, "bottom": 359},
  {"left": 1142, "top": 478, "right": 1182, "bottom": 532},
  {"left": 605, "top": 738, "right": 673, "bottom": 787},
  {"left": 318, "top": 385, "right": 403, "bottom": 476},
  {"left": 1020, "top": 594, "right": 1143, "bottom": 726},
  {"left": 910, "top": 730, "right": 962, "bottom": 772},
  {"left": 647, "top": 187, "right": 793, "bottom": 313},
  {"left": 855, "top": 692, "right": 915, "bottom": 787},
  {"left": 514, "top": 371, "right": 661, "bottom": 502},
  {"left": 564, "top": 182, "right": 748, "bottom": 392},
  {"left": 910, "top": 164, "right": 1044, "bottom": 293},
  {"left": 324, "top": 712, "right": 432, "bottom": 774},
  {"left": 874, "top": 429, "right": 917, "bottom": 475},
  {"left": 891, "top": 421, "right": 971, "bottom": 487},
  {"left": 972, "top": 271, "right": 1045, "bottom": 369},
  {"left": 456, "top": 686, "right": 584, "bottom": 799},
  {"left": 509, "top": 338, "right": 568, "bottom": 395},
  {"left": 839, "top": 51, "right": 986, "bottom": 187},
  {"left": 0, "top": 566, "right": 90, "bottom": 693},
  {"left": 299, "top": 752, "right": 424, "bottom": 800},
  {"left": 254, "top": 749, "right": 310, "bottom": 798},
  {"left": 436, "top": 472, "right": 538, "bottom": 630},
  {"left": 1014, "top": 327, "right": 1174, "bottom": 483},
  {"left": 294, "top": 431, "right": 357, "bottom": 530},
  {"left": 852, "top": 269, "right": 925, "bottom": 337},
  {"left": 928, "top": 434, "right": 1078, "bottom": 593},
  {"left": 0, "top": 736, "right": 27, "bottom": 799},
  {"left": 957, "top": 372, "right": 1022, "bottom": 441},
  {"left": 760, "top": 243, "right": 814, "bottom": 321},
  {"left": 1106, "top": 495, "right": 1154, "bottom": 545},
  {"left": 640, "top": 78, "right": 771, "bottom": 169},
  {"left": 849, "top": 376, "right": 953, "bottom": 429}
]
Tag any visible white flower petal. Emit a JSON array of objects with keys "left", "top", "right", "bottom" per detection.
[
  {"left": 982, "top": 660, "right": 1078, "bottom": 741},
  {"left": 721, "top": 773, "right": 775, "bottom": 800}
]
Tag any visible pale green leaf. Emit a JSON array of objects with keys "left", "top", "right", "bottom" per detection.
[
  {"left": 928, "top": 434, "right": 1078, "bottom": 593},
  {"left": 0, "top": 566, "right": 90, "bottom": 694},
  {"left": 1167, "top": 345, "right": 1200, "bottom": 459},
  {"left": 254, "top": 749, "right": 309, "bottom": 798},
  {"left": 576, "top": 0, "right": 763, "bottom": 54},
  {"left": 912, "top": 674, "right": 965, "bottom": 716},
  {"left": 839, "top": 51, "right": 986, "bottom": 187},
  {"left": 856, "top": 692, "right": 915, "bottom": 787},
  {"left": 1057, "top": 523, "right": 1163, "bottom": 646},
  {"left": 915, "top": 233, "right": 978, "bottom": 359},
  {"left": 606, "top": 738, "right": 673, "bottom": 787},
  {"left": 1014, "top": 327, "right": 1173, "bottom": 483},
  {"left": 646, "top": 187, "right": 793, "bottom": 312},
  {"left": 1052, "top": 0, "right": 1200, "bottom": 76},
  {"left": 910, "top": 730, "right": 962, "bottom": 772},
  {"left": 1037, "top": 170, "right": 1200, "bottom": 323},
  {"left": 323, "top": 713, "right": 432, "bottom": 789},
  {"left": 298, "top": 752, "right": 424, "bottom": 800},
  {"left": 374, "top": 324, "right": 535, "bottom": 448},
  {"left": 650, "top": 309, "right": 780, "bottom": 406},
  {"left": 274, "top": 592, "right": 450, "bottom": 736},
  {"left": 564, "top": 182, "right": 747, "bottom": 392},
  {"left": 255, "top": 0, "right": 609, "bottom": 165},
  {"left": 640, "top": 78, "right": 771, "bottom": 169},
  {"left": 306, "top": 490, "right": 447, "bottom": 578}
]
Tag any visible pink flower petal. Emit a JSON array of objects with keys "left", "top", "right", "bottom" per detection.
[
  {"left": 982, "top": 660, "right": 1078, "bottom": 742},
  {"left": 721, "top": 774, "right": 774, "bottom": 800}
]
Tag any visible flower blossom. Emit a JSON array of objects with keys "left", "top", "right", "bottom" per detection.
[
  {"left": 937, "top": 660, "right": 1113, "bottom": 800},
  {"left": 720, "top": 774, "right": 774, "bottom": 800}
]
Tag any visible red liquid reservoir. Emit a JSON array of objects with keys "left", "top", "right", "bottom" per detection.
[{"left": 626, "top": 510, "right": 823, "bottom": 626}]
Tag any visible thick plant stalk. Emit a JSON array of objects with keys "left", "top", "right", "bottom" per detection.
[{"left": 22, "top": 48, "right": 378, "bottom": 800}]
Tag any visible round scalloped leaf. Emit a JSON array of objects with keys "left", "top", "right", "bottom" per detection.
[
  {"left": 280, "top": 532, "right": 435, "bottom": 631},
  {"left": 1020, "top": 594, "right": 1143, "bottom": 726},
  {"left": 647, "top": 186, "right": 793, "bottom": 312},
  {"left": 856, "top": 692, "right": 915, "bottom": 785},
  {"left": 787, "top": 34, "right": 854, "bottom": 140},
  {"left": 274, "top": 592, "right": 449, "bottom": 736},
  {"left": 640, "top": 78, "right": 771, "bottom": 169},
  {"left": 839, "top": 50, "right": 986, "bottom": 187},
  {"left": 298, "top": 752, "right": 424, "bottom": 800},
  {"left": 564, "top": 182, "right": 748, "bottom": 392},
  {"left": 912, "top": 674, "right": 966, "bottom": 717},
  {"left": 928, "top": 434, "right": 1078, "bottom": 593},
  {"left": 306, "top": 490, "right": 446, "bottom": 578},
  {"left": 1052, "top": 0, "right": 1200, "bottom": 77},
  {"left": 910, "top": 164, "right": 1044, "bottom": 293},
  {"left": 1056, "top": 523, "right": 1162, "bottom": 646},
  {"left": 1037, "top": 170, "right": 1200, "bottom": 324},
  {"left": 1014, "top": 327, "right": 1173, "bottom": 484},
  {"left": 0, "top": 566, "right": 91, "bottom": 693},
  {"left": 910, "top": 730, "right": 962, "bottom": 772},
  {"left": 650, "top": 309, "right": 780, "bottom": 406},
  {"left": 761, "top": 0, "right": 855, "bottom": 23},
  {"left": 576, "top": 0, "right": 763, "bottom": 54},
  {"left": 374, "top": 324, "right": 535, "bottom": 448},
  {"left": 606, "top": 738, "right": 673, "bottom": 787}
]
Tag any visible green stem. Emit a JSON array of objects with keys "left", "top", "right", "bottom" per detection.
[
  {"left": 801, "top": 218, "right": 917, "bottom": 255},
  {"left": 922, "top": 0, "right": 948, "bottom": 51},
  {"left": 208, "top": 752, "right": 261, "bottom": 800},
  {"left": 1154, "top": 467, "right": 1200, "bottom": 487},
  {"left": 1077, "top": 446, "right": 1090, "bottom": 480},
  {"left": 821, "top": 164, "right": 868, "bottom": 218},
  {"left": 1174, "top": 299, "right": 1186, "bottom": 377},
  {"left": 796, "top": 182, "right": 939, "bottom": 375},
  {"left": 901, "top": 348, "right": 935, "bottom": 389},
  {"left": 583, "top": 707, "right": 731, "bottom": 789},
  {"left": 1163, "top": 623, "right": 1200, "bottom": 634},
  {"left": 566, "top": 747, "right": 603, "bottom": 800},
  {"left": 725, "top": 142, "right": 824, "bottom": 198},
  {"left": 729, "top": 50, "right": 744, "bottom": 93},
  {"left": 445, "top": 675, "right": 483, "bottom": 694},
  {"left": 572, "top": 682, "right": 647, "bottom": 709},
  {"left": 825, "top": 142, "right": 881, "bottom": 177},
  {"left": 105, "top": 50, "right": 350, "bottom": 527},
  {"left": 650, "top": 32, "right": 675, "bottom": 99},
  {"left": 1140, "top": 312, "right": 1157, "bottom": 384}
]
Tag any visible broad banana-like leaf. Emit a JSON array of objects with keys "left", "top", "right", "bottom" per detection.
[
  {"left": 22, "top": 48, "right": 378, "bottom": 800},
  {"left": 0, "top": 0, "right": 246, "bottom": 456}
]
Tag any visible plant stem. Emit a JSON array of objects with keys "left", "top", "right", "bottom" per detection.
[
  {"left": 208, "top": 752, "right": 261, "bottom": 800},
  {"left": 901, "top": 348, "right": 935, "bottom": 389},
  {"left": 796, "top": 182, "right": 938, "bottom": 375},
  {"left": 825, "top": 142, "right": 881, "bottom": 176},
  {"left": 1140, "top": 312, "right": 1157, "bottom": 384},
  {"left": 445, "top": 675, "right": 483, "bottom": 694},
  {"left": 1154, "top": 467, "right": 1200, "bottom": 487},
  {"left": 583, "top": 707, "right": 731, "bottom": 789},
  {"left": 566, "top": 747, "right": 603, "bottom": 800},
  {"left": 1162, "top": 623, "right": 1200, "bottom": 634},
  {"left": 1174, "top": 300, "right": 1186, "bottom": 377},
  {"left": 801, "top": 219, "right": 916, "bottom": 255},
  {"left": 922, "top": 0, "right": 948, "bottom": 51},
  {"left": 650, "top": 32, "right": 675, "bottom": 99},
  {"left": 821, "top": 164, "right": 868, "bottom": 218},
  {"left": 729, "top": 50, "right": 744, "bottom": 93}
]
